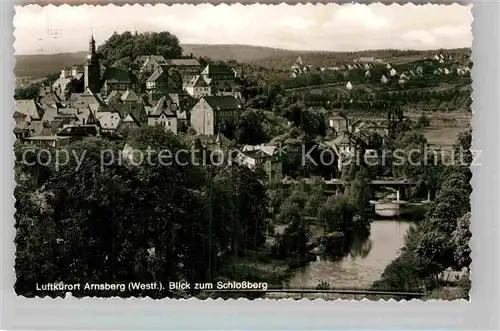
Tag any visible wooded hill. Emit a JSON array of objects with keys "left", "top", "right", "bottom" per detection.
[{"left": 14, "top": 44, "right": 471, "bottom": 79}]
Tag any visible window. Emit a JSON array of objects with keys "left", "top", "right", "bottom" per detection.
[{"left": 167, "top": 120, "right": 171, "bottom": 126}]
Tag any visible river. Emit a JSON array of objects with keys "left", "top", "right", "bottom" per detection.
[{"left": 286, "top": 220, "right": 414, "bottom": 290}]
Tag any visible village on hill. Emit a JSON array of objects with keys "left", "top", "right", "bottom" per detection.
[{"left": 14, "top": 34, "right": 472, "bottom": 167}]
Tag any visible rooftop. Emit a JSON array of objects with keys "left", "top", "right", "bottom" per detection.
[{"left": 203, "top": 95, "right": 241, "bottom": 111}]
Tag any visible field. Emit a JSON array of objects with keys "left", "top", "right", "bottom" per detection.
[
  {"left": 15, "top": 44, "right": 471, "bottom": 79},
  {"left": 423, "top": 127, "right": 468, "bottom": 148}
]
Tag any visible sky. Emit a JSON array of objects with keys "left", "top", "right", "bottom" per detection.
[{"left": 14, "top": 3, "right": 472, "bottom": 55}]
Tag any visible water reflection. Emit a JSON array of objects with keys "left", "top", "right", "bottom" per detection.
[{"left": 287, "top": 220, "right": 414, "bottom": 289}]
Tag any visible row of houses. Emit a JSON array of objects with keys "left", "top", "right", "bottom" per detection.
[
  {"left": 15, "top": 88, "right": 244, "bottom": 140},
  {"left": 291, "top": 53, "right": 472, "bottom": 82}
]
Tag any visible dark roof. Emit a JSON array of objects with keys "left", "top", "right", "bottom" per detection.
[
  {"left": 149, "top": 55, "right": 168, "bottom": 65},
  {"left": 187, "top": 75, "right": 210, "bottom": 87},
  {"left": 201, "top": 64, "right": 234, "bottom": 76},
  {"left": 120, "top": 89, "right": 140, "bottom": 102},
  {"left": 149, "top": 96, "right": 176, "bottom": 117},
  {"left": 57, "top": 125, "right": 99, "bottom": 137},
  {"left": 105, "top": 90, "right": 122, "bottom": 104},
  {"left": 147, "top": 70, "right": 168, "bottom": 82},
  {"left": 109, "top": 102, "right": 147, "bottom": 122},
  {"left": 203, "top": 96, "right": 241, "bottom": 111},
  {"left": 69, "top": 88, "right": 107, "bottom": 108}
]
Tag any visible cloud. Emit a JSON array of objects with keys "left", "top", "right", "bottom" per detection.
[
  {"left": 401, "top": 30, "right": 438, "bottom": 47},
  {"left": 333, "top": 4, "right": 390, "bottom": 31},
  {"left": 13, "top": 3, "right": 472, "bottom": 55}
]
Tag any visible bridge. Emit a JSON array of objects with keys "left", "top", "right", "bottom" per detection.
[
  {"left": 281, "top": 178, "right": 415, "bottom": 187},
  {"left": 281, "top": 178, "right": 416, "bottom": 199},
  {"left": 218, "top": 288, "right": 425, "bottom": 300}
]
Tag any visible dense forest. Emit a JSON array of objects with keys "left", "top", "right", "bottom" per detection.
[
  {"left": 14, "top": 30, "right": 472, "bottom": 300},
  {"left": 373, "top": 129, "right": 472, "bottom": 299}
]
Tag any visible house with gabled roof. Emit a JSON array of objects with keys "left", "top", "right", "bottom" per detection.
[
  {"left": 138, "top": 55, "right": 168, "bottom": 74},
  {"left": 14, "top": 119, "right": 55, "bottom": 139},
  {"left": 190, "top": 95, "right": 243, "bottom": 135},
  {"left": 70, "top": 87, "right": 107, "bottom": 110},
  {"left": 14, "top": 100, "right": 45, "bottom": 124},
  {"left": 100, "top": 67, "right": 137, "bottom": 95},
  {"left": 237, "top": 144, "right": 283, "bottom": 182},
  {"left": 146, "top": 70, "right": 169, "bottom": 95},
  {"left": 147, "top": 96, "right": 178, "bottom": 134},
  {"left": 105, "top": 90, "right": 122, "bottom": 104},
  {"left": 96, "top": 111, "right": 122, "bottom": 134},
  {"left": 185, "top": 75, "right": 211, "bottom": 98},
  {"left": 323, "top": 130, "right": 372, "bottom": 172},
  {"left": 116, "top": 112, "right": 141, "bottom": 136},
  {"left": 167, "top": 92, "right": 195, "bottom": 128},
  {"left": 133, "top": 55, "right": 150, "bottom": 66},
  {"left": 120, "top": 89, "right": 140, "bottom": 103},
  {"left": 327, "top": 112, "right": 349, "bottom": 134},
  {"left": 166, "top": 58, "right": 201, "bottom": 84},
  {"left": 51, "top": 75, "right": 84, "bottom": 101},
  {"left": 200, "top": 64, "right": 236, "bottom": 92},
  {"left": 308, "top": 106, "right": 327, "bottom": 115},
  {"left": 38, "top": 90, "right": 62, "bottom": 108},
  {"left": 109, "top": 102, "right": 148, "bottom": 125}
]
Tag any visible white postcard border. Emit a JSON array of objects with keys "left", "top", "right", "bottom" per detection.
[{"left": 2, "top": 1, "right": 499, "bottom": 330}]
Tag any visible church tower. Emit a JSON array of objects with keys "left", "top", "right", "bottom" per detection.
[{"left": 84, "top": 34, "right": 101, "bottom": 93}]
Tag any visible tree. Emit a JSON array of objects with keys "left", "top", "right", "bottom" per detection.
[
  {"left": 273, "top": 203, "right": 309, "bottom": 258},
  {"left": 414, "top": 114, "right": 430, "bottom": 129},
  {"left": 345, "top": 168, "right": 372, "bottom": 214},
  {"left": 318, "top": 195, "right": 352, "bottom": 232},
  {"left": 14, "top": 125, "right": 273, "bottom": 298},
  {"left": 452, "top": 212, "right": 471, "bottom": 269},
  {"left": 14, "top": 84, "right": 39, "bottom": 100}
]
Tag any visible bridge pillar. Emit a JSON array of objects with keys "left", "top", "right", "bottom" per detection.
[{"left": 397, "top": 186, "right": 407, "bottom": 201}]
